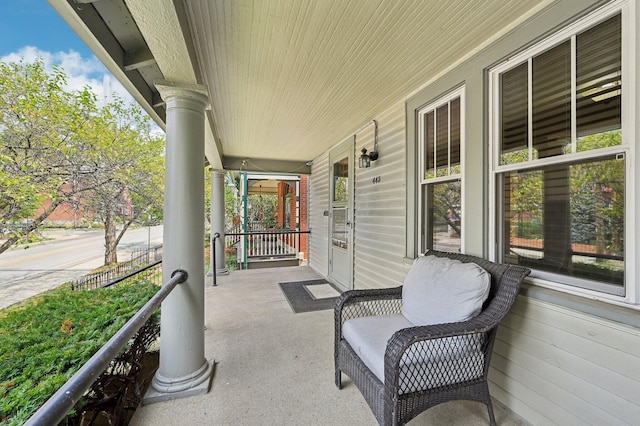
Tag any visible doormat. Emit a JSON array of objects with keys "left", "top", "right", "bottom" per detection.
[{"left": 278, "top": 279, "right": 341, "bottom": 314}]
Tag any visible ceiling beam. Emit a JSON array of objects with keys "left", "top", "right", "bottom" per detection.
[
  {"left": 223, "top": 156, "right": 311, "bottom": 175},
  {"left": 123, "top": 48, "right": 156, "bottom": 71}
]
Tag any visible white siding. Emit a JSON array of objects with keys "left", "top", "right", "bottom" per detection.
[
  {"left": 353, "top": 102, "right": 409, "bottom": 289},
  {"left": 307, "top": 2, "right": 640, "bottom": 425},
  {"left": 308, "top": 151, "right": 329, "bottom": 277},
  {"left": 308, "top": 102, "right": 409, "bottom": 288},
  {"left": 491, "top": 297, "right": 640, "bottom": 425}
]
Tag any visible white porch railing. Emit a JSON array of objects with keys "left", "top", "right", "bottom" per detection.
[{"left": 225, "top": 229, "right": 309, "bottom": 269}]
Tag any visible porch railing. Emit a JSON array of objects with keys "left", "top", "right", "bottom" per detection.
[
  {"left": 24, "top": 266, "right": 186, "bottom": 426},
  {"left": 225, "top": 229, "right": 309, "bottom": 269}
]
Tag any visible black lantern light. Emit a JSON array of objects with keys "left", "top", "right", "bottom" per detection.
[{"left": 358, "top": 120, "right": 380, "bottom": 168}]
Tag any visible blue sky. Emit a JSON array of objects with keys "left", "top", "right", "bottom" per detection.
[
  {"left": 0, "top": 0, "right": 129, "bottom": 103},
  {"left": 0, "top": 1, "right": 93, "bottom": 58}
]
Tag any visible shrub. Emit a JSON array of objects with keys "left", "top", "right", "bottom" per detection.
[
  {"left": 515, "top": 220, "right": 542, "bottom": 239},
  {"left": 0, "top": 281, "right": 159, "bottom": 425}
]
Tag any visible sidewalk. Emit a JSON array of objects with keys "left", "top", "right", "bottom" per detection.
[{"left": 40, "top": 228, "right": 104, "bottom": 244}]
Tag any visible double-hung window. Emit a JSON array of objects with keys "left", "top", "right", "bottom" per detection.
[
  {"left": 489, "top": 2, "right": 633, "bottom": 297},
  {"left": 418, "top": 87, "right": 464, "bottom": 253}
]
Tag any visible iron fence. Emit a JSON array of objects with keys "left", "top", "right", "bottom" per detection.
[{"left": 71, "top": 245, "right": 163, "bottom": 290}]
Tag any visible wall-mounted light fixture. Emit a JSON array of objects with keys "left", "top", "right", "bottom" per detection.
[
  {"left": 359, "top": 147, "right": 371, "bottom": 168},
  {"left": 358, "top": 120, "right": 379, "bottom": 168}
]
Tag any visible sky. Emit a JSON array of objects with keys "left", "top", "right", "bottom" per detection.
[{"left": 0, "top": 0, "right": 130, "bottom": 104}]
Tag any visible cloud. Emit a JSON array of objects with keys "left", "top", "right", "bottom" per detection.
[{"left": 1, "top": 46, "right": 133, "bottom": 106}]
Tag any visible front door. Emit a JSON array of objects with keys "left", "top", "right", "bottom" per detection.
[{"left": 328, "top": 138, "right": 354, "bottom": 291}]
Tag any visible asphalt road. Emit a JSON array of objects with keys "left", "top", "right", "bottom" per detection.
[{"left": 0, "top": 225, "right": 163, "bottom": 310}]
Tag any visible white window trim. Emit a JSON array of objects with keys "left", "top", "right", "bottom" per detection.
[
  {"left": 488, "top": 0, "right": 638, "bottom": 305},
  {"left": 417, "top": 86, "right": 466, "bottom": 253}
]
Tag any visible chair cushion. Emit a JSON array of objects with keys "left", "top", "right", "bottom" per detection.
[
  {"left": 343, "top": 314, "right": 414, "bottom": 383},
  {"left": 401, "top": 255, "right": 490, "bottom": 326},
  {"left": 343, "top": 314, "right": 484, "bottom": 393}
]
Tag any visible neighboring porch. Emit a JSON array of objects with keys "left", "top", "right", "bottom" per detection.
[{"left": 131, "top": 266, "right": 525, "bottom": 426}]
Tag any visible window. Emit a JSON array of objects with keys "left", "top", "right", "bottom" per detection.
[
  {"left": 333, "top": 157, "right": 349, "bottom": 203},
  {"left": 490, "top": 4, "right": 631, "bottom": 297},
  {"left": 419, "top": 88, "right": 464, "bottom": 253},
  {"left": 332, "top": 156, "right": 349, "bottom": 248}
]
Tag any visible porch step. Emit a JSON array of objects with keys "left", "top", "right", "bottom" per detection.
[{"left": 246, "top": 256, "right": 300, "bottom": 269}]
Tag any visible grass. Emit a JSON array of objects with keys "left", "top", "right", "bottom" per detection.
[{"left": 0, "top": 280, "right": 159, "bottom": 425}]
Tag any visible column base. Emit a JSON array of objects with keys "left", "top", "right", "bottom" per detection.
[
  {"left": 207, "top": 268, "right": 229, "bottom": 277},
  {"left": 143, "top": 358, "right": 215, "bottom": 405}
]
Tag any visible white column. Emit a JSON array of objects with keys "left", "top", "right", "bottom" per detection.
[
  {"left": 209, "top": 169, "right": 229, "bottom": 277},
  {"left": 145, "top": 81, "right": 213, "bottom": 404}
]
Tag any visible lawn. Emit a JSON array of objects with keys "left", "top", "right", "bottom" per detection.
[{"left": 0, "top": 281, "right": 159, "bottom": 425}]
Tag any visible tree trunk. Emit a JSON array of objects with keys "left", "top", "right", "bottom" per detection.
[
  {"left": 114, "top": 207, "right": 147, "bottom": 250},
  {"left": 104, "top": 211, "right": 118, "bottom": 265}
]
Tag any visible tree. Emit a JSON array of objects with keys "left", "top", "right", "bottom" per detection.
[
  {"left": 0, "top": 59, "right": 165, "bottom": 265},
  {"left": 247, "top": 193, "right": 278, "bottom": 228},
  {"left": 77, "top": 98, "right": 164, "bottom": 265},
  {"left": 571, "top": 131, "right": 624, "bottom": 256},
  {"left": 0, "top": 59, "right": 97, "bottom": 254},
  {"left": 432, "top": 181, "right": 461, "bottom": 237}
]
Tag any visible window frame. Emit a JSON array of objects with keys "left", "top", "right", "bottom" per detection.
[
  {"left": 418, "top": 86, "right": 465, "bottom": 254},
  {"left": 488, "top": 0, "right": 637, "bottom": 303}
]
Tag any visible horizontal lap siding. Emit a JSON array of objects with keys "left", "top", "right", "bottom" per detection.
[
  {"left": 353, "top": 102, "right": 408, "bottom": 289},
  {"left": 490, "top": 297, "right": 640, "bottom": 425},
  {"left": 308, "top": 101, "right": 408, "bottom": 287},
  {"left": 308, "top": 152, "right": 329, "bottom": 277}
]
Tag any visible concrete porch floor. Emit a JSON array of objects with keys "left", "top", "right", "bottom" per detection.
[{"left": 131, "top": 266, "right": 527, "bottom": 426}]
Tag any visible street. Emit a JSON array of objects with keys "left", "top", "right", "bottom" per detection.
[{"left": 0, "top": 225, "right": 163, "bottom": 310}]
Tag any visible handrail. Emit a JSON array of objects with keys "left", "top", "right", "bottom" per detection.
[
  {"left": 71, "top": 245, "right": 163, "bottom": 290},
  {"left": 226, "top": 229, "right": 310, "bottom": 236},
  {"left": 212, "top": 232, "right": 220, "bottom": 287},
  {"left": 25, "top": 269, "right": 189, "bottom": 426},
  {"left": 102, "top": 259, "right": 163, "bottom": 288}
]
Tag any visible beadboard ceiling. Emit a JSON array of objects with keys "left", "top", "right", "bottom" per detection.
[{"left": 50, "top": 0, "right": 552, "bottom": 172}]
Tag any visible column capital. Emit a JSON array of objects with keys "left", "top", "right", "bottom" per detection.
[{"left": 155, "top": 80, "right": 209, "bottom": 106}]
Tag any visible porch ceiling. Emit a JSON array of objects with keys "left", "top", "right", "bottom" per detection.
[{"left": 49, "top": 0, "right": 552, "bottom": 173}]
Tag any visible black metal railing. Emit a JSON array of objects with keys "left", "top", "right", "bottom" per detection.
[
  {"left": 24, "top": 268, "right": 187, "bottom": 426},
  {"left": 102, "top": 259, "right": 163, "bottom": 288},
  {"left": 71, "top": 245, "right": 163, "bottom": 290}
]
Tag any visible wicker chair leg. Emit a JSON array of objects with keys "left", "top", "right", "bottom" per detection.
[
  {"left": 487, "top": 400, "right": 497, "bottom": 426},
  {"left": 335, "top": 369, "right": 342, "bottom": 389}
]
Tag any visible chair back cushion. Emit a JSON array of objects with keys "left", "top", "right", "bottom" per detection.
[{"left": 401, "top": 255, "right": 490, "bottom": 326}]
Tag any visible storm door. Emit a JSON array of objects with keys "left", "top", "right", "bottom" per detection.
[{"left": 328, "top": 138, "right": 354, "bottom": 291}]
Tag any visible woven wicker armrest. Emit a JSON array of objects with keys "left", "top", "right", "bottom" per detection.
[
  {"left": 335, "top": 286, "right": 403, "bottom": 327},
  {"left": 383, "top": 319, "right": 494, "bottom": 399},
  {"left": 386, "top": 319, "right": 486, "bottom": 356},
  {"left": 334, "top": 286, "right": 404, "bottom": 391}
]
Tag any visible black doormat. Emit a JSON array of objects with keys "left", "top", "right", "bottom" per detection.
[{"left": 278, "top": 279, "right": 341, "bottom": 313}]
